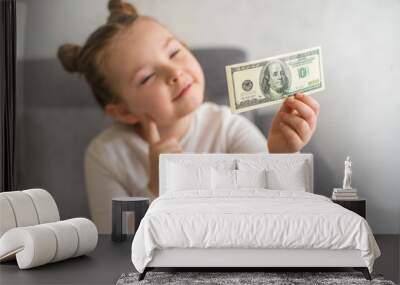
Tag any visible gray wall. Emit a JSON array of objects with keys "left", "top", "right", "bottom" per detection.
[{"left": 17, "top": 0, "right": 400, "bottom": 234}]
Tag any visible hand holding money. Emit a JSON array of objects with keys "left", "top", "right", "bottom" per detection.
[
  {"left": 225, "top": 47, "right": 323, "bottom": 152},
  {"left": 267, "top": 93, "right": 320, "bottom": 153}
]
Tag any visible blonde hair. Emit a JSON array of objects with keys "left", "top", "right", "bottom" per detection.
[{"left": 57, "top": 0, "right": 141, "bottom": 108}]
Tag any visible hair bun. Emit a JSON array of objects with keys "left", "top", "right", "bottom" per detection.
[
  {"left": 57, "top": 44, "right": 81, "bottom": 73},
  {"left": 108, "top": 0, "right": 138, "bottom": 23}
]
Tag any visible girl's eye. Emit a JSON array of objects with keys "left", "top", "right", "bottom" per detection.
[
  {"left": 140, "top": 73, "right": 154, "bottom": 85},
  {"left": 170, "top": 49, "right": 180, "bottom": 58}
]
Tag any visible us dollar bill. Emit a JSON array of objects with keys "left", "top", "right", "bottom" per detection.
[{"left": 225, "top": 46, "right": 325, "bottom": 113}]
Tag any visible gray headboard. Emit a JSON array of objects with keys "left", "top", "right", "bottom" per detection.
[{"left": 16, "top": 48, "right": 248, "bottom": 220}]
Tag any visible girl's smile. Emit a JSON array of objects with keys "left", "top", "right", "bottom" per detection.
[{"left": 173, "top": 82, "right": 193, "bottom": 101}]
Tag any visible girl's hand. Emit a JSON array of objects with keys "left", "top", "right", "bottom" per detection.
[
  {"left": 267, "top": 93, "right": 320, "bottom": 153},
  {"left": 141, "top": 116, "right": 183, "bottom": 197}
]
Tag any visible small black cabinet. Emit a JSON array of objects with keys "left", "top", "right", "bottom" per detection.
[
  {"left": 332, "top": 198, "right": 366, "bottom": 218},
  {"left": 112, "top": 197, "right": 150, "bottom": 242}
]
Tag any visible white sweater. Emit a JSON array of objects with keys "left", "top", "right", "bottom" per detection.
[{"left": 84, "top": 102, "right": 268, "bottom": 233}]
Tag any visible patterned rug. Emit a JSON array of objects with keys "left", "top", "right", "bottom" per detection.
[{"left": 116, "top": 271, "right": 396, "bottom": 285}]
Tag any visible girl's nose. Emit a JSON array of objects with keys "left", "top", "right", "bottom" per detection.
[{"left": 167, "top": 66, "right": 183, "bottom": 85}]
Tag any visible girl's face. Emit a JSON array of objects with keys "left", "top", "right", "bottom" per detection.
[{"left": 102, "top": 17, "right": 205, "bottom": 127}]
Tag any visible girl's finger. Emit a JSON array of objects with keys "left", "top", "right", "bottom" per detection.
[
  {"left": 294, "top": 93, "right": 320, "bottom": 116},
  {"left": 281, "top": 113, "right": 311, "bottom": 142},
  {"left": 278, "top": 96, "right": 294, "bottom": 113},
  {"left": 279, "top": 122, "right": 303, "bottom": 152},
  {"left": 142, "top": 115, "right": 160, "bottom": 144},
  {"left": 285, "top": 95, "right": 316, "bottom": 128}
]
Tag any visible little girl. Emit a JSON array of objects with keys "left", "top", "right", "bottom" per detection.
[{"left": 58, "top": 0, "right": 320, "bottom": 233}]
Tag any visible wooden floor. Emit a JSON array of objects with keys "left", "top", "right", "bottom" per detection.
[{"left": 373, "top": 235, "right": 400, "bottom": 284}]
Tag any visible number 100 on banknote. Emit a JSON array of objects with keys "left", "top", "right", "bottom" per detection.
[{"left": 225, "top": 46, "right": 325, "bottom": 113}]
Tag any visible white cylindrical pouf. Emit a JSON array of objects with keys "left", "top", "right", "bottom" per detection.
[
  {"left": 23, "top": 189, "right": 60, "bottom": 224},
  {"left": 0, "top": 195, "right": 17, "bottom": 237},
  {"left": 0, "top": 219, "right": 98, "bottom": 269},
  {"left": 42, "top": 221, "right": 79, "bottom": 262},
  {"left": 0, "top": 226, "right": 57, "bottom": 269},
  {"left": 0, "top": 192, "right": 39, "bottom": 227},
  {"left": 65, "top": 218, "right": 98, "bottom": 257}
]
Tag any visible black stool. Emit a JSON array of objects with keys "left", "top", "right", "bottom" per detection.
[{"left": 112, "top": 197, "right": 149, "bottom": 242}]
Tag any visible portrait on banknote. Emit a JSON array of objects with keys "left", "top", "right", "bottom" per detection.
[{"left": 259, "top": 59, "right": 291, "bottom": 101}]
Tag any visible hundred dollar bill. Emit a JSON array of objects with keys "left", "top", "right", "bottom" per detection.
[{"left": 225, "top": 46, "right": 325, "bottom": 113}]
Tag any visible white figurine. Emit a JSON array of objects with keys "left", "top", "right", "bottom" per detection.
[{"left": 342, "top": 156, "right": 352, "bottom": 189}]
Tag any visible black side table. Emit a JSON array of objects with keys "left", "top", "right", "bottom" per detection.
[
  {"left": 332, "top": 198, "right": 366, "bottom": 218},
  {"left": 112, "top": 197, "right": 150, "bottom": 242}
]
